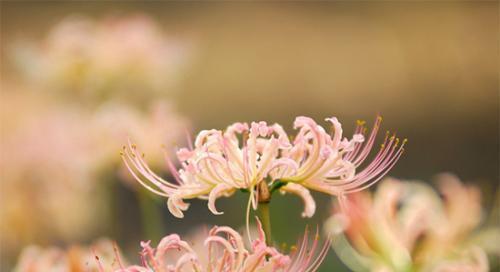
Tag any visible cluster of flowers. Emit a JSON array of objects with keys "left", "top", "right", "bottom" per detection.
[
  {"left": 0, "top": 91, "right": 186, "bottom": 254},
  {"left": 14, "top": 176, "right": 498, "bottom": 272},
  {"left": 3, "top": 13, "right": 192, "bottom": 258},
  {"left": 12, "top": 116, "right": 498, "bottom": 271}
]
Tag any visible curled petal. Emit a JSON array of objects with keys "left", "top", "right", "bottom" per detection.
[
  {"left": 167, "top": 197, "right": 190, "bottom": 218},
  {"left": 194, "top": 129, "right": 220, "bottom": 148},
  {"left": 225, "top": 122, "right": 249, "bottom": 137},
  {"left": 251, "top": 121, "right": 271, "bottom": 137},
  {"left": 211, "top": 226, "right": 247, "bottom": 269},
  {"left": 175, "top": 253, "right": 201, "bottom": 271},
  {"left": 271, "top": 123, "right": 292, "bottom": 148},
  {"left": 208, "top": 183, "right": 232, "bottom": 215},
  {"left": 325, "top": 117, "right": 342, "bottom": 148},
  {"left": 176, "top": 148, "right": 194, "bottom": 161},
  {"left": 268, "top": 158, "right": 299, "bottom": 178},
  {"left": 293, "top": 116, "right": 314, "bottom": 130},
  {"left": 280, "top": 183, "right": 316, "bottom": 218}
]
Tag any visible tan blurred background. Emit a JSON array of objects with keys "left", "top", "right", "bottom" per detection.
[{"left": 1, "top": 2, "right": 498, "bottom": 271}]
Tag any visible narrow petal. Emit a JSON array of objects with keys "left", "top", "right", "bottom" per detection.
[
  {"left": 208, "top": 183, "right": 232, "bottom": 215},
  {"left": 280, "top": 183, "right": 316, "bottom": 218},
  {"left": 167, "top": 197, "right": 189, "bottom": 218}
]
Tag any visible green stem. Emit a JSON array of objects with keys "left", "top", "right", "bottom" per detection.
[
  {"left": 138, "top": 189, "right": 164, "bottom": 241},
  {"left": 257, "top": 202, "right": 272, "bottom": 246}
]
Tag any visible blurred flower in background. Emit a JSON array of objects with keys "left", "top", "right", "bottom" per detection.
[
  {"left": 325, "top": 174, "right": 500, "bottom": 272},
  {"left": 13, "top": 238, "right": 124, "bottom": 272},
  {"left": 0, "top": 89, "right": 104, "bottom": 253},
  {"left": 0, "top": 88, "right": 187, "bottom": 257},
  {"left": 10, "top": 14, "right": 192, "bottom": 105},
  {"left": 1, "top": 13, "right": 192, "bottom": 268},
  {"left": 95, "top": 100, "right": 188, "bottom": 175}
]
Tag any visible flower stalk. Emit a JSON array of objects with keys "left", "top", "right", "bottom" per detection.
[
  {"left": 137, "top": 189, "right": 164, "bottom": 241},
  {"left": 257, "top": 181, "right": 272, "bottom": 246}
]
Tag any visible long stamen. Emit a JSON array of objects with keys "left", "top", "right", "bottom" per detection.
[
  {"left": 161, "top": 146, "right": 183, "bottom": 184},
  {"left": 351, "top": 116, "right": 382, "bottom": 166},
  {"left": 121, "top": 154, "right": 170, "bottom": 197}
]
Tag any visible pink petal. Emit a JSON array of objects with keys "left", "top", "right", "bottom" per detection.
[{"left": 280, "top": 183, "right": 316, "bottom": 218}]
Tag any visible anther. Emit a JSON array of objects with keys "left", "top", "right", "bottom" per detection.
[
  {"left": 281, "top": 243, "right": 288, "bottom": 251},
  {"left": 356, "top": 120, "right": 366, "bottom": 126}
]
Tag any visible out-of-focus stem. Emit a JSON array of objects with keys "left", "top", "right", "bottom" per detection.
[{"left": 138, "top": 189, "right": 164, "bottom": 241}]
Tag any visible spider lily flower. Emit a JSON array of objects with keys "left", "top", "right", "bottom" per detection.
[
  {"left": 325, "top": 174, "right": 498, "bottom": 272},
  {"left": 10, "top": 14, "right": 192, "bottom": 104},
  {"left": 98, "top": 221, "right": 330, "bottom": 272},
  {"left": 122, "top": 116, "right": 405, "bottom": 218}
]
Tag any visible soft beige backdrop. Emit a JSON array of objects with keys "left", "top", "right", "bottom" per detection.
[{"left": 1, "top": 2, "right": 498, "bottom": 271}]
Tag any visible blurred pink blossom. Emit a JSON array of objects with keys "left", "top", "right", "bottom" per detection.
[
  {"left": 11, "top": 14, "right": 192, "bottom": 103},
  {"left": 13, "top": 239, "right": 124, "bottom": 272},
  {"left": 325, "top": 174, "right": 499, "bottom": 272},
  {"left": 0, "top": 89, "right": 186, "bottom": 256}
]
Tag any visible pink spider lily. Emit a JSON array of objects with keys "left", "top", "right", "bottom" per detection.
[
  {"left": 325, "top": 175, "right": 496, "bottom": 272},
  {"left": 97, "top": 220, "right": 330, "bottom": 272},
  {"left": 122, "top": 116, "right": 405, "bottom": 219}
]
